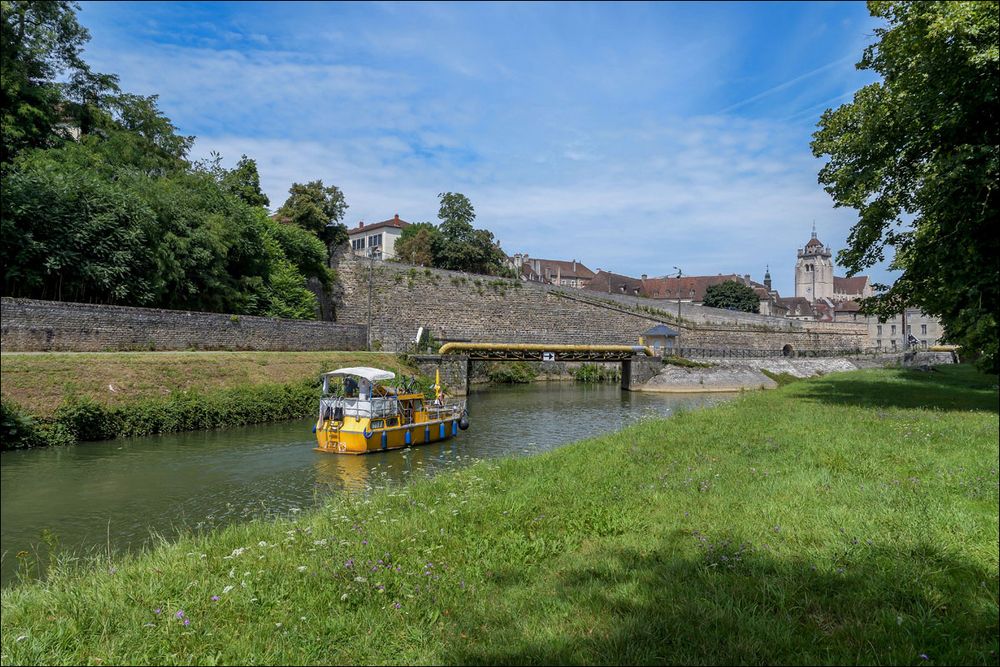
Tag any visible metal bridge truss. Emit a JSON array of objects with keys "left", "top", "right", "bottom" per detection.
[{"left": 437, "top": 343, "right": 653, "bottom": 362}]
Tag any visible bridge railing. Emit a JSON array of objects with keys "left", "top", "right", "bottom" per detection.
[{"left": 674, "top": 347, "right": 874, "bottom": 359}]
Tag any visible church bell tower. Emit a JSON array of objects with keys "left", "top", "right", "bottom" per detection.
[{"left": 795, "top": 224, "right": 833, "bottom": 302}]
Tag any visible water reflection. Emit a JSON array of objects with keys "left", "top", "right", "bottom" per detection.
[{"left": 1, "top": 383, "right": 733, "bottom": 586}]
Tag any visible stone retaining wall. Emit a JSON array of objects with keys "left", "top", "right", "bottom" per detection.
[
  {"left": 334, "top": 253, "right": 868, "bottom": 354},
  {"left": 1, "top": 298, "right": 366, "bottom": 352}
]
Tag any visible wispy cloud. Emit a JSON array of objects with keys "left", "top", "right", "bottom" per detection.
[{"left": 78, "top": 1, "right": 887, "bottom": 295}]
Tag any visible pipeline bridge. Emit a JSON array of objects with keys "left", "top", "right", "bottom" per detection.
[{"left": 410, "top": 343, "right": 662, "bottom": 395}]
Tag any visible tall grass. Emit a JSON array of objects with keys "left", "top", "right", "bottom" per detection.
[{"left": 1, "top": 366, "right": 996, "bottom": 665}]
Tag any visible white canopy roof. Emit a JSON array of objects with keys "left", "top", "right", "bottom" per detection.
[{"left": 322, "top": 367, "right": 396, "bottom": 382}]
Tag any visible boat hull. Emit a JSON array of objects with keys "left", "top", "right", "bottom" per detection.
[{"left": 315, "top": 416, "right": 462, "bottom": 455}]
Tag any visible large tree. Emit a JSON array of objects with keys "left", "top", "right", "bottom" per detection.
[
  {"left": 702, "top": 280, "right": 760, "bottom": 313},
  {"left": 0, "top": 0, "right": 106, "bottom": 162},
  {"left": 811, "top": 1, "right": 998, "bottom": 371},
  {"left": 276, "top": 180, "right": 348, "bottom": 247},
  {"left": 433, "top": 192, "right": 508, "bottom": 275}
]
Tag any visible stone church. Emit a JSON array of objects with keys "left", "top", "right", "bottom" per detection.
[{"left": 791, "top": 227, "right": 943, "bottom": 350}]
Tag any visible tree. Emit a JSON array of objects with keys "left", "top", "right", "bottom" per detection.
[
  {"left": 702, "top": 280, "right": 760, "bottom": 313},
  {"left": 0, "top": 0, "right": 106, "bottom": 162},
  {"left": 276, "top": 180, "right": 348, "bottom": 247},
  {"left": 394, "top": 222, "right": 439, "bottom": 266},
  {"left": 221, "top": 154, "right": 269, "bottom": 208},
  {"left": 433, "top": 192, "right": 509, "bottom": 275},
  {"left": 811, "top": 1, "right": 998, "bottom": 372}
]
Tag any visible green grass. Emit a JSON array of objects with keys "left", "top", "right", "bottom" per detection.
[
  {"left": 0, "top": 351, "right": 412, "bottom": 417},
  {"left": 1, "top": 366, "right": 997, "bottom": 665}
]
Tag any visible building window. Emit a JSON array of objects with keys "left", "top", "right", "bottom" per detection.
[
  {"left": 368, "top": 233, "right": 382, "bottom": 247},
  {"left": 921, "top": 324, "right": 927, "bottom": 335},
  {"left": 351, "top": 238, "right": 365, "bottom": 251},
  {"left": 877, "top": 325, "right": 882, "bottom": 336},
  {"left": 891, "top": 339, "right": 896, "bottom": 349},
  {"left": 891, "top": 325, "right": 896, "bottom": 335},
  {"left": 921, "top": 340, "right": 927, "bottom": 346},
  {"left": 876, "top": 339, "right": 882, "bottom": 348},
  {"left": 906, "top": 325, "right": 912, "bottom": 334}
]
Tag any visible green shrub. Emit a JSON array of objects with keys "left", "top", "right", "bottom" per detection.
[
  {"left": 486, "top": 362, "right": 537, "bottom": 384},
  {"left": 573, "top": 363, "right": 620, "bottom": 383}
]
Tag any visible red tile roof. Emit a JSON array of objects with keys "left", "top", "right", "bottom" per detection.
[
  {"left": 640, "top": 274, "right": 744, "bottom": 302},
  {"left": 833, "top": 276, "right": 869, "bottom": 295},
  {"left": 347, "top": 214, "right": 410, "bottom": 235},
  {"left": 585, "top": 271, "right": 644, "bottom": 295},
  {"left": 524, "top": 258, "right": 595, "bottom": 282}
]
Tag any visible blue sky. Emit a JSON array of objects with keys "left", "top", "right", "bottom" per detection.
[{"left": 77, "top": 1, "right": 887, "bottom": 296}]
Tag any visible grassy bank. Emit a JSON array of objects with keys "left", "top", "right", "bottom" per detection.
[
  {"left": 0, "top": 351, "right": 418, "bottom": 449},
  {"left": 1, "top": 366, "right": 997, "bottom": 665}
]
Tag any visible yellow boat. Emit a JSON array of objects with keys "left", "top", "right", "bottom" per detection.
[{"left": 314, "top": 367, "right": 468, "bottom": 454}]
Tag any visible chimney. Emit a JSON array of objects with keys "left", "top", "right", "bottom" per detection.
[
  {"left": 394, "top": 214, "right": 400, "bottom": 222},
  {"left": 744, "top": 274, "right": 751, "bottom": 283},
  {"left": 572, "top": 259, "right": 577, "bottom": 272},
  {"left": 359, "top": 221, "right": 364, "bottom": 228},
  {"left": 641, "top": 274, "right": 647, "bottom": 280}
]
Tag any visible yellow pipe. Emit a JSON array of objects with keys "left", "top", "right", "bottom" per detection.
[{"left": 438, "top": 342, "right": 655, "bottom": 356}]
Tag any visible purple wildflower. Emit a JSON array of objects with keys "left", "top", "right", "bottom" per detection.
[
  {"left": 211, "top": 596, "right": 220, "bottom": 602},
  {"left": 175, "top": 610, "right": 185, "bottom": 619},
  {"left": 362, "top": 540, "right": 368, "bottom": 546},
  {"left": 919, "top": 655, "right": 929, "bottom": 661},
  {"left": 394, "top": 602, "right": 401, "bottom": 609},
  {"left": 183, "top": 618, "right": 190, "bottom": 627},
  {"left": 345, "top": 559, "right": 354, "bottom": 569},
  {"left": 154, "top": 608, "right": 162, "bottom": 615}
]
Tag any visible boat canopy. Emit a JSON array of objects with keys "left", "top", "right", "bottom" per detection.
[{"left": 322, "top": 367, "right": 396, "bottom": 383}]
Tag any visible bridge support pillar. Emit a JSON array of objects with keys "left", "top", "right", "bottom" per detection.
[
  {"left": 411, "top": 354, "right": 470, "bottom": 396},
  {"left": 622, "top": 355, "right": 661, "bottom": 391}
]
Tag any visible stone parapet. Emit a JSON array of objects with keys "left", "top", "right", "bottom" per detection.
[{"left": 1, "top": 298, "right": 366, "bottom": 352}]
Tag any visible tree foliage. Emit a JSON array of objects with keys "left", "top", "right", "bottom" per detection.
[
  {"left": 1, "top": 0, "right": 101, "bottom": 162},
  {"left": 394, "top": 222, "right": 440, "bottom": 266},
  {"left": 702, "top": 280, "right": 760, "bottom": 313},
  {"left": 430, "top": 192, "right": 509, "bottom": 275},
  {"left": 276, "top": 180, "right": 348, "bottom": 247},
  {"left": 0, "top": 2, "right": 321, "bottom": 319},
  {"left": 811, "top": 1, "right": 998, "bottom": 371}
]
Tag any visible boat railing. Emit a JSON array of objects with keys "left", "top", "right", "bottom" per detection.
[
  {"left": 320, "top": 396, "right": 399, "bottom": 420},
  {"left": 425, "top": 398, "right": 467, "bottom": 421}
]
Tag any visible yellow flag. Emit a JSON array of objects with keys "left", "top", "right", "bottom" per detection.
[{"left": 434, "top": 368, "right": 440, "bottom": 392}]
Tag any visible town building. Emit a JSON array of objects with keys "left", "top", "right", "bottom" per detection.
[
  {"left": 792, "top": 227, "right": 943, "bottom": 349},
  {"left": 508, "top": 254, "right": 595, "bottom": 288},
  {"left": 347, "top": 215, "right": 409, "bottom": 260}
]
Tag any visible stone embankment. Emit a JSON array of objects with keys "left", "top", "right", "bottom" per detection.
[{"left": 638, "top": 352, "right": 957, "bottom": 393}]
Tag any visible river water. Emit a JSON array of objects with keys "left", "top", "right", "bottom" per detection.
[{"left": 0, "top": 383, "right": 733, "bottom": 587}]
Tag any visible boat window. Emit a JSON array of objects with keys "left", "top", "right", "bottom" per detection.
[
  {"left": 370, "top": 420, "right": 384, "bottom": 429},
  {"left": 386, "top": 417, "right": 398, "bottom": 427},
  {"left": 413, "top": 400, "right": 423, "bottom": 411}
]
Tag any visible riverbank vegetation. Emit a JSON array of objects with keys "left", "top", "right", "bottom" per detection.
[
  {"left": 0, "top": 351, "right": 417, "bottom": 449},
  {"left": 2, "top": 365, "right": 996, "bottom": 664},
  {"left": 572, "top": 363, "right": 620, "bottom": 383}
]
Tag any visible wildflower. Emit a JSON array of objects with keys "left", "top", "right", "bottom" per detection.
[
  {"left": 211, "top": 596, "right": 220, "bottom": 602},
  {"left": 297, "top": 565, "right": 307, "bottom": 572},
  {"left": 222, "top": 585, "right": 233, "bottom": 595},
  {"left": 345, "top": 559, "right": 354, "bottom": 569},
  {"left": 183, "top": 618, "right": 190, "bottom": 627},
  {"left": 175, "top": 610, "right": 185, "bottom": 619},
  {"left": 154, "top": 608, "right": 162, "bottom": 615},
  {"left": 394, "top": 602, "right": 402, "bottom": 609},
  {"left": 919, "top": 655, "right": 929, "bottom": 661}
]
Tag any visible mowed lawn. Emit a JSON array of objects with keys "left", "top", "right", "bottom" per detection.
[
  {"left": 1, "top": 366, "right": 997, "bottom": 665},
  {"left": 0, "top": 351, "right": 412, "bottom": 417}
]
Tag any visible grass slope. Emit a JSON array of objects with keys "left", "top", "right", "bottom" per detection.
[
  {"left": 1, "top": 366, "right": 997, "bottom": 665},
  {"left": 0, "top": 351, "right": 411, "bottom": 417}
]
